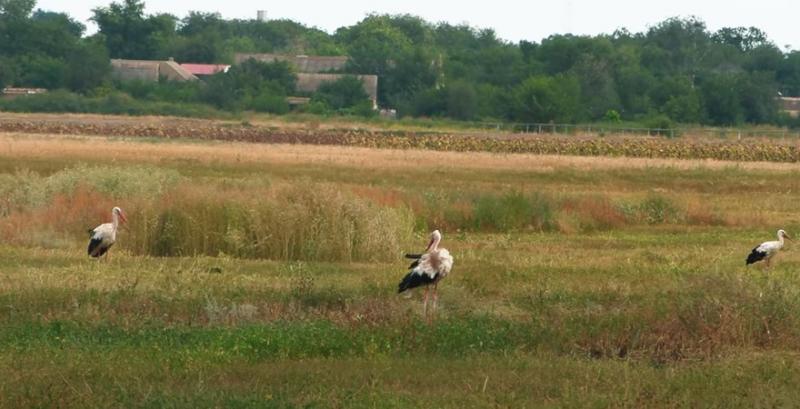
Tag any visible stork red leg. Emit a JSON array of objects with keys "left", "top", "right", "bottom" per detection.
[
  {"left": 422, "top": 286, "right": 430, "bottom": 316},
  {"left": 432, "top": 282, "right": 439, "bottom": 313}
]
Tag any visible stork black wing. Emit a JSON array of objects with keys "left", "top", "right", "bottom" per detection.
[
  {"left": 746, "top": 247, "right": 767, "bottom": 265},
  {"left": 88, "top": 238, "right": 112, "bottom": 258},
  {"left": 398, "top": 271, "right": 436, "bottom": 293},
  {"left": 404, "top": 253, "right": 423, "bottom": 269}
]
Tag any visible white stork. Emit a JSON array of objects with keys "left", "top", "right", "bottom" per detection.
[
  {"left": 88, "top": 206, "right": 128, "bottom": 259},
  {"left": 746, "top": 229, "right": 791, "bottom": 268},
  {"left": 398, "top": 230, "right": 453, "bottom": 315}
]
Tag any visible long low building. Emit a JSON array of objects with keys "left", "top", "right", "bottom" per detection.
[
  {"left": 234, "top": 53, "right": 349, "bottom": 73},
  {"left": 781, "top": 97, "right": 800, "bottom": 118},
  {"left": 1, "top": 87, "right": 47, "bottom": 99},
  {"left": 234, "top": 53, "right": 378, "bottom": 108},
  {"left": 111, "top": 59, "right": 197, "bottom": 82},
  {"left": 296, "top": 73, "right": 378, "bottom": 108},
  {"left": 111, "top": 56, "right": 379, "bottom": 108}
]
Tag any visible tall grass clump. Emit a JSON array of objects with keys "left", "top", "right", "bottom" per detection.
[
  {"left": 472, "top": 191, "right": 555, "bottom": 231},
  {"left": 408, "top": 189, "right": 724, "bottom": 234},
  {"left": 0, "top": 165, "right": 182, "bottom": 248},
  {"left": 621, "top": 194, "right": 683, "bottom": 225},
  {"left": 0, "top": 165, "right": 182, "bottom": 215},
  {"left": 413, "top": 190, "right": 557, "bottom": 233},
  {"left": 126, "top": 184, "right": 414, "bottom": 262},
  {"left": 558, "top": 195, "right": 628, "bottom": 232}
]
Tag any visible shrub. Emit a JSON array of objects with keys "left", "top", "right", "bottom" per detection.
[
  {"left": 643, "top": 114, "right": 676, "bottom": 135},
  {"left": 603, "top": 109, "right": 622, "bottom": 123},
  {"left": 0, "top": 90, "right": 223, "bottom": 118},
  {"left": 0, "top": 90, "right": 87, "bottom": 113},
  {"left": 311, "top": 76, "right": 371, "bottom": 111},
  {"left": 623, "top": 195, "right": 682, "bottom": 224},
  {"left": 248, "top": 92, "right": 290, "bottom": 114}
]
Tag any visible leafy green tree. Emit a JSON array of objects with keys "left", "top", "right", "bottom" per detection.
[
  {"left": 66, "top": 38, "right": 110, "bottom": 91},
  {"left": 15, "top": 54, "right": 68, "bottom": 88},
  {"left": 778, "top": 51, "right": 800, "bottom": 96},
  {"left": 738, "top": 71, "right": 779, "bottom": 123},
  {"left": 337, "top": 15, "right": 412, "bottom": 79},
  {"left": 512, "top": 75, "right": 580, "bottom": 123},
  {"left": 445, "top": 80, "right": 478, "bottom": 120},
  {"left": 0, "top": 56, "right": 18, "bottom": 87},
  {"left": 403, "top": 87, "right": 446, "bottom": 118},
  {"left": 536, "top": 35, "right": 595, "bottom": 75},
  {"left": 1, "top": 3, "right": 798, "bottom": 126},
  {"left": 570, "top": 52, "right": 620, "bottom": 119},
  {"left": 700, "top": 73, "right": 743, "bottom": 125},
  {"left": 0, "top": 0, "right": 34, "bottom": 19},
  {"left": 92, "top": 0, "right": 176, "bottom": 59},
  {"left": 662, "top": 93, "right": 704, "bottom": 123},
  {"left": 382, "top": 47, "right": 439, "bottom": 108},
  {"left": 475, "top": 83, "right": 513, "bottom": 120},
  {"left": 171, "top": 12, "right": 225, "bottom": 63},
  {"left": 312, "top": 76, "right": 370, "bottom": 110},
  {"left": 713, "top": 27, "right": 770, "bottom": 52},
  {"left": 202, "top": 59, "right": 296, "bottom": 110},
  {"left": 643, "top": 17, "right": 711, "bottom": 76}
]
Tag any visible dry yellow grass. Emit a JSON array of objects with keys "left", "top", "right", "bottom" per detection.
[{"left": 4, "top": 132, "right": 800, "bottom": 174}]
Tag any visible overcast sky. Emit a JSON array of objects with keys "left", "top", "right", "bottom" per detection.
[{"left": 36, "top": 0, "right": 799, "bottom": 51}]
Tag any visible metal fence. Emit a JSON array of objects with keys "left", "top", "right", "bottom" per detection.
[{"left": 466, "top": 122, "right": 800, "bottom": 139}]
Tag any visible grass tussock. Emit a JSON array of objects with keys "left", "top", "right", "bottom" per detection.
[
  {"left": 0, "top": 164, "right": 182, "bottom": 215},
  {"left": 0, "top": 164, "right": 731, "bottom": 261},
  {"left": 403, "top": 190, "right": 726, "bottom": 233},
  {"left": 0, "top": 165, "right": 413, "bottom": 262},
  {"left": 128, "top": 184, "right": 414, "bottom": 262}
]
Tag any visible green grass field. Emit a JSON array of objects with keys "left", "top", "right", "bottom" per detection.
[{"left": 3, "top": 130, "right": 800, "bottom": 408}]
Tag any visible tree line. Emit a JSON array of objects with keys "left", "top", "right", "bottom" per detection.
[{"left": 2, "top": 0, "right": 800, "bottom": 126}]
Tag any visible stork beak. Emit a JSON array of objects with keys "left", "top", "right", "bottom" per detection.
[
  {"left": 785, "top": 233, "right": 792, "bottom": 240},
  {"left": 119, "top": 211, "right": 128, "bottom": 225},
  {"left": 425, "top": 237, "right": 435, "bottom": 251}
]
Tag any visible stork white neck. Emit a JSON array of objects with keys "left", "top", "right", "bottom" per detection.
[
  {"left": 111, "top": 210, "right": 120, "bottom": 232},
  {"left": 427, "top": 230, "right": 442, "bottom": 252}
]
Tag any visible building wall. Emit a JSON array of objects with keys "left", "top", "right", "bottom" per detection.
[
  {"left": 234, "top": 53, "right": 349, "bottom": 73},
  {"left": 160, "top": 61, "right": 198, "bottom": 81},
  {"left": 780, "top": 97, "right": 800, "bottom": 118},
  {"left": 1, "top": 87, "right": 47, "bottom": 100},
  {"left": 297, "top": 73, "right": 379, "bottom": 107},
  {"left": 110, "top": 59, "right": 197, "bottom": 82},
  {"left": 233, "top": 53, "right": 379, "bottom": 108}
]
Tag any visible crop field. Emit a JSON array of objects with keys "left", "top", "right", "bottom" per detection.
[
  {"left": 6, "top": 113, "right": 800, "bottom": 163},
  {"left": 4, "top": 115, "right": 800, "bottom": 407}
]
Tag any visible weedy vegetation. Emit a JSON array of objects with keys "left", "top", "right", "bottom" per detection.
[{"left": 3, "top": 128, "right": 800, "bottom": 408}]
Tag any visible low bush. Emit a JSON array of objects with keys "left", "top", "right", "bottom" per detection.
[{"left": 0, "top": 91, "right": 224, "bottom": 118}]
